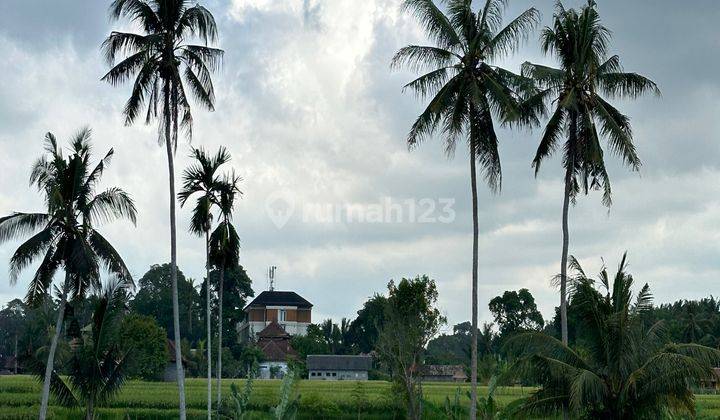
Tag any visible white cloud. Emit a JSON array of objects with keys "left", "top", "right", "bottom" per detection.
[{"left": 1, "top": 0, "right": 719, "bottom": 329}]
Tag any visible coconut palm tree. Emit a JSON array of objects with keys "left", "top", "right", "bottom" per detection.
[
  {"left": 505, "top": 253, "right": 720, "bottom": 419},
  {"left": 392, "top": 0, "right": 540, "bottom": 414},
  {"left": 178, "top": 146, "right": 230, "bottom": 417},
  {"left": 102, "top": 1, "right": 223, "bottom": 416},
  {"left": 0, "top": 129, "right": 136, "bottom": 420},
  {"left": 522, "top": 0, "right": 659, "bottom": 346},
  {"left": 42, "top": 276, "right": 132, "bottom": 420},
  {"left": 209, "top": 173, "right": 241, "bottom": 410}
]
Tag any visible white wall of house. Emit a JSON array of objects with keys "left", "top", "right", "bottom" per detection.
[
  {"left": 258, "top": 361, "right": 288, "bottom": 379},
  {"left": 237, "top": 305, "right": 310, "bottom": 342},
  {"left": 308, "top": 370, "right": 369, "bottom": 381}
]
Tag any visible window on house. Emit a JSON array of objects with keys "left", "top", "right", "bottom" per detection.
[
  {"left": 332, "top": 372, "right": 337, "bottom": 377},
  {"left": 279, "top": 309, "right": 286, "bottom": 322}
]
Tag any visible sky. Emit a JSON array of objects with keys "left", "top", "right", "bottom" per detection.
[{"left": 0, "top": 0, "right": 719, "bottom": 333}]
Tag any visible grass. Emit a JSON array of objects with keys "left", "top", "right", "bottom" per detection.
[{"left": 1, "top": 375, "right": 719, "bottom": 419}]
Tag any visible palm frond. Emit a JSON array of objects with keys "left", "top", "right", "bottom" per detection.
[
  {"left": 86, "top": 187, "right": 138, "bottom": 226},
  {"left": 401, "top": 0, "right": 461, "bottom": 49},
  {"left": 88, "top": 231, "right": 133, "bottom": 287},
  {"left": 531, "top": 106, "right": 565, "bottom": 175},
  {"left": 598, "top": 71, "right": 660, "bottom": 99},
  {"left": 485, "top": 7, "right": 540, "bottom": 59},
  {"left": 9, "top": 228, "right": 55, "bottom": 283},
  {"left": 176, "top": 4, "right": 218, "bottom": 44},
  {"left": 0, "top": 212, "right": 49, "bottom": 243},
  {"left": 593, "top": 96, "right": 641, "bottom": 170},
  {"left": 391, "top": 45, "right": 459, "bottom": 73}
]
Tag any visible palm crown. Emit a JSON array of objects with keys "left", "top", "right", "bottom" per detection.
[
  {"left": 506, "top": 253, "right": 720, "bottom": 418},
  {"left": 392, "top": 0, "right": 540, "bottom": 189},
  {"left": 101, "top": 0, "right": 223, "bottom": 146},
  {"left": 523, "top": 0, "right": 659, "bottom": 205},
  {"left": 178, "top": 146, "right": 231, "bottom": 235},
  {"left": 0, "top": 129, "right": 136, "bottom": 305},
  {"left": 209, "top": 174, "right": 242, "bottom": 269}
]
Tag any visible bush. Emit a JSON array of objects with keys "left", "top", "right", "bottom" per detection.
[{"left": 119, "top": 314, "right": 168, "bottom": 381}]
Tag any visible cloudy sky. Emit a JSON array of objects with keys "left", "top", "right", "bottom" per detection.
[{"left": 0, "top": 0, "right": 718, "bottom": 331}]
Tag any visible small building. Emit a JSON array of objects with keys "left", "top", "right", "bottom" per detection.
[
  {"left": 419, "top": 364, "right": 468, "bottom": 382},
  {"left": 163, "top": 339, "right": 187, "bottom": 382},
  {"left": 257, "top": 321, "right": 298, "bottom": 379},
  {"left": 0, "top": 356, "right": 18, "bottom": 375},
  {"left": 700, "top": 367, "right": 720, "bottom": 390},
  {"left": 238, "top": 291, "right": 313, "bottom": 342},
  {"left": 307, "top": 355, "right": 372, "bottom": 381}
]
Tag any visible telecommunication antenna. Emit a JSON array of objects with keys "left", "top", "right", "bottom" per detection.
[{"left": 268, "top": 266, "right": 277, "bottom": 291}]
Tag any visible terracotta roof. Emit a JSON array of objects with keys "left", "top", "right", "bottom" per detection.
[
  {"left": 307, "top": 355, "right": 372, "bottom": 371},
  {"left": 244, "top": 291, "right": 312, "bottom": 310},
  {"left": 259, "top": 338, "right": 297, "bottom": 362},
  {"left": 258, "top": 321, "right": 290, "bottom": 338}
]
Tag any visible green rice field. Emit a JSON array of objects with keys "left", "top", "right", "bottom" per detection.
[{"left": 1, "top": 375, "right": 719, "bottom": 419}]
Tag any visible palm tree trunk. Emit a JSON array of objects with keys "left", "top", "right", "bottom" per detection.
[
  {"left": 85, "top": 397, "right": 94, "bottom": 420},
  {"left": 469, "top": 151, "right": 479, "bottom": 420},
  {"left": 164, "top": 85, "right": 187, "bottom": 420},
  {"left": 205, "top": 229, "right": 212, "bottom": 419},
  {"left": 560, "top": 112, "right": 577, "bottom": 347},
  {"left": 38, "top": 283, "right": 67, "bottom": 420},
  {"left": 560, "top": 114, "right": 576, "bottom": 420},
  {"left": 14, "top": 334, "right": 18, "bottom": 374},
  {"left": 216, "top": 257, "right": 226, "bottom": 410},
  {"left": 560, "top": 167, "right": 571, "bottom": 346}
]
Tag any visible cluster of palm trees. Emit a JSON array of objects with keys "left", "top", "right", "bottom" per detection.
[
  {"left": 394, "top": 0, "right": 658, "bottom": 416},
  {"left": 179, "top": 146, "right": 242, "bottom": 415},
  {"left": 0, "top": 0, "right": 227, "bottom": 419}
]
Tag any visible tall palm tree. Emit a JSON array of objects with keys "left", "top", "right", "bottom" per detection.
[
  {"left": 0, "top": 130, "right": 136, "bottom": 420},
  {"left": 505, "top": 253, "right": 720, "bottom": 419},
  {"left": 209, "top": 173, "right": 241, "bottom": 410},
  {"left": 178, "top": 146, "right": 230, "bottom": 418},
  {"left": 522, "top": 0, "right": 659, "bottom": 346},
  {"left": 102, "top": 1, "right": 223, "bottom": 416},
  {"left": 392, "top": 0, "right": 539, "bottom": 414}
]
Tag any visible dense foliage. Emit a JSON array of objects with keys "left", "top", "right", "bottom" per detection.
[
  {"left": 119, "top": 314, "right": 168, "bottom": 381},
  {"left": 506, "top": 254, "right": 720, "bottom": 419},
  {"left": 131, "top": 263, "right": 203, "bottom": 343}
]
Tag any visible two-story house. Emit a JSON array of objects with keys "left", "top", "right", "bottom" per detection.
[{"left": 238, "top": 290, "right": 312, "bottom": 342}]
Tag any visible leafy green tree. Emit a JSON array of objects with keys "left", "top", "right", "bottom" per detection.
[
  {"left": 239, "top": 345, "right": 264, "bottom": 377},
  {"left": 131, "top": 264, "right": 202, "bottom": 342},
  {"left": 290, "top": 324, "right": 330, "bottom": 377},
  {"left": 42, "top": 278, "right": 132, "bottom": 420},
  {"left": 426, "top": 321, "right": 497, "bottom": 368},
  {"left": 119, "top": 314, "right": 168, "bottom": 380},
  {"left": 377, "top": 275, "right": 446, "bottom": 420},
  {"left": 102, "top": 1, "right": 223, "bottom": 415},
  {"left": 0, "top": 130, "right": 135, "bottom": 420},
  {"left": 505, "top": 253, "right": 720, "bottom": 419},
  {"left": 0, "top": 299, "right": 25, "bottom": 373},
  {"left": 393, "top": 1, "right": 540, "bottom": 414},
  {"left": 207, "top": 266, "right": 254, "bottom": 348},
  {"left": 348, "top": 294, "right": 387, "bottom": 353},
  {"left": 488, "top": 288, "right": 543, "bottom": 339},
  {"left": 179, "top": 146, "right": 231, "bottom": 413},
  {"left": 209, "top": 174, "right": 242, "bottom": 408},
  {"left": 523, "top": 0, "right": 659, "bottom": 346}
]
